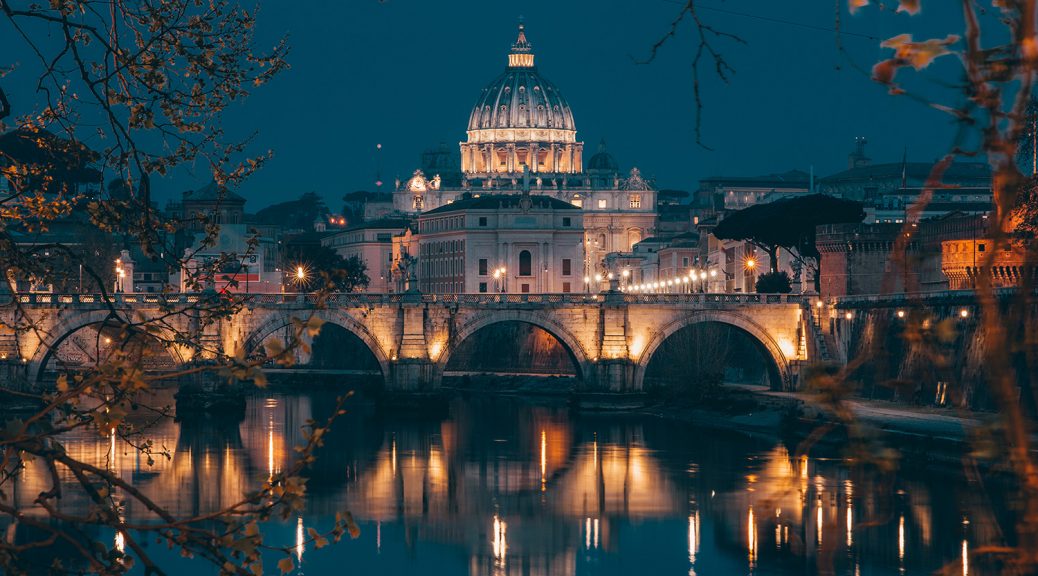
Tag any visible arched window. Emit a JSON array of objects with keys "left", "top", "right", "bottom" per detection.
[{"left": 519, "top": 250, "right": 532, "bottom": 276}]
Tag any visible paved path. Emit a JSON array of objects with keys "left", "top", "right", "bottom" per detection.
[{"left": 728, "top": 384, "right": 987, "bottom": 441}]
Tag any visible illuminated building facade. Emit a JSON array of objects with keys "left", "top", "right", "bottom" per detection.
[
  {"left": 414, "top": 193, "right": 583, "bottom": 294},
  {"left": 394, "top": 23, "right": 657, "bottom": 283}
]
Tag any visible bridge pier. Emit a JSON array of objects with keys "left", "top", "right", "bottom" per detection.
[
  {"left": 594, "top": 358, "right": 636, "bottom": 392},
  {"left": 388, "top": 358, "right": 438, "bottom": 391}
]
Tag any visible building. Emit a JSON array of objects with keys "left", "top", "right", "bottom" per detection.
[
  {"left": 170, "top": 182, "right": 282, "bottom": 293},
  {"left": 324, "top": 218, "right": 411, "bottom": 293},
  {"left": 817, "top": 142, "right": 990, "bottom": 206},
  {"left": 869, "top": 186, "right": 992, "bottom": 224},
  {"left": 415, "top": 192, "right": 583, "bottom": 294},
  {"left": 395, "top": 23, "right": 656, "bottom": 282},
  {"left": 695, "top": 169, "right": 812, "bottom": 213}
]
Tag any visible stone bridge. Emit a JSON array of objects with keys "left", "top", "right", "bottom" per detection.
[{"left": 1, "top": 291, "right": 811, "bottom": 392}]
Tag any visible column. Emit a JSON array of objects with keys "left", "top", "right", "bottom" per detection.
[
  {"left": 541, "top": 242, "right": 550, "bottom": 293},
  {"left": 546, "top": 241, "right": 554, "bottom": 293}
]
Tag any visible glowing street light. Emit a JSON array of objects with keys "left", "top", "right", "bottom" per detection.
[
  {"left": 960, "top": 308, "right": 970, "bottom": 318},
  {"left": 744, "top": 258, "right": 756, "bottom": 271}
]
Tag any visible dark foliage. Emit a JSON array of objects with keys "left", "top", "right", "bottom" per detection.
[
  {"left": 286, "top": 244, "right": 369, "bottom": 292},
  {"left": 755, "top": 271, "right": 792, "bottom": 293},
  {"left": 713, "top": 194, "right": 865, "bottom": 273},
  {"left": 254, "top": 192, "right": 327, "bottom": 230}
]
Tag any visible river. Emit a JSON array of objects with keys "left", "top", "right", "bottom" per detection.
[{"left": 7, "top": 390, "right": 1003, "bottom": 575}]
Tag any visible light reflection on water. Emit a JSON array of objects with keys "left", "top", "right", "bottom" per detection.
[{"left": 9, "top": 391, "right": 997, "bottom": 575}]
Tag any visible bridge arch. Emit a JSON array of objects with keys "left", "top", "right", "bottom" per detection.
[
  {"left": 243, "top": 309, "right": 391, "bottom": 378},
  {"left": 634, "top": 310, "right": 791, "bottom": 391},
  {"left": 438, "top": 310, "right": 593, "bottom": 382},
  {"left": 28, "top": 309, "right": 187, "bottom": 383}
]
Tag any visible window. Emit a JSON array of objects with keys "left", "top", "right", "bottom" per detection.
[
  {"left": 562, "top": 282, "right": 571, "bottom": 293},
  {"left": 682, "top": 257, "right": 690, "bottom": 267},
  {"left": 521, "top": 283, "right": 530, "bottom": 293},
  {"left": 479, "top": 282, "right": 488, "bottom": 293},
  {"left": 629, "top": 194, "right": 642, "bottom": 208},
  {"left": 597, "top": 199, "right": 607, "bottom": 209},
  {"left": 479, "top": 216, "right": 488, "bottom": 227},
  {"left": 562, "top": 217, "right": 571, "bottom": 227},
  {"left": 978, "top": 243, "right": 987, "bottom": 252},
  {"left": 519, "top": 250, "right": 532, "bottom": 276},
  {"left": 479, "top": 259, "right": 488, "bottom": 275},
  {"left": 376, "top": 233, "right": 391, "bottom": 242},
  {"left": 571, "top": 196, "right": 583, "bottom": 208},
  {"left": 413, "top": 196, "right": 423, "bottom": 210},
  {"left": 562, "top": 258, "right": 572, "bottom": 276}
]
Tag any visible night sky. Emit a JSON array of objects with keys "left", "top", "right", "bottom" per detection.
[{"left": 5, "top": 1, "right": 991, "bottom": 211}]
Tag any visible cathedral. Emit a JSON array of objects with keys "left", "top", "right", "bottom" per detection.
[{"left": 389, "top": 23, "right": 658, "bottom": 292}]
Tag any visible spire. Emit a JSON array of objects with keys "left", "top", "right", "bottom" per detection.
[{"left": 508, "top": 21, "right": 535, "bottom": 68}]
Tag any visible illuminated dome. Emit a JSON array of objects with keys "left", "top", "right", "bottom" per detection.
[{"left": 461, "top": 23, "right": 584, "bottom": 176}]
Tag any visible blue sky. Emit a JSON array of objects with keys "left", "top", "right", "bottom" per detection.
[{"left": 3, "top": 1, "right": 987, "bottom": 210}]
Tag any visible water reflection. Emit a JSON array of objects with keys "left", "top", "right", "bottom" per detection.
[{"left": 5, "top": 393, "right": 1008, "bottom": 575}]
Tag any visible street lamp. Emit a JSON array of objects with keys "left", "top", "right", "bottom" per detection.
[
  {"left": 494, "top": 267, "right": 507, "bottom": 293},
  {"left": 744, "top": 258, "right": 756, "bottom": 271}
]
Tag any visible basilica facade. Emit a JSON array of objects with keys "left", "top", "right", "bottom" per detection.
[{"left": 389, "top": 23, "right": 658, "bottom": 291}]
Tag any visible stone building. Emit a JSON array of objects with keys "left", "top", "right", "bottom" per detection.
[
  {"left": 324, "top": 218, "right": 411, "bottom": 293},
  {"left": 414, "top": 192, "right": 583, "bottom": 294},
  {"left": 394, "top": 23, "right": 656, "bottom": 281},
  {"left": 815, "top": 215, "right": 997, "bottom": 300},
  {"left": 817, "top": 141, "right": 990, "bottom": 206},
  {"left": 169, "top": 182, "right": 281, "bottom": 293}
]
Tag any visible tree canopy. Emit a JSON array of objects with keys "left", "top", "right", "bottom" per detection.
[
  {"left": 285, "top": 243, "right": 370, "bottom": 292},
  {"left": 712, "top": 194, "right": 865, "bottom": 273},
  {"left": 254, "top": 192, "right": 328, "bottom": 230}
]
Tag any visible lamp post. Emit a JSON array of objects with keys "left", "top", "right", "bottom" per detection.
[
  {"left": 743, "top": 257, "right": 757, "bottom": 293},
  {"left": 492, "top": 266, "right": 507, "bottom": 293},
  {"left": 114, "top": 259, "right": 124, "bottom": 293}
]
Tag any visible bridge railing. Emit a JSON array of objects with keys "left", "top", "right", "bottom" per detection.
[
  {"left": 834, "top": 287, "right": 1033, "bottom": 309},
  {"left": 8, "top": 292, "right": 807, "bottom": 307}
]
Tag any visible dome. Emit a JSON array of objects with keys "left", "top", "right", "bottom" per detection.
[
  {"left": 465, "top": 23, "right": 577, "bottom": 142},
  {"left": 587, "top": 140, "right": 619, "bottom": 172},
  {"left": 467, "top": 70, "right": 576, "bottom": 133},
  {"left": 460, "top": 23, "right": 584, "bottom": 176}
]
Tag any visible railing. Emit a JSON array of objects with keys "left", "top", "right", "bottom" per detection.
[
  {"left": 7, "top": 291, "right": 807, "bottom": 307},
  {"left": 834, "top": 287, "right": 1034, "bottom": 309}
]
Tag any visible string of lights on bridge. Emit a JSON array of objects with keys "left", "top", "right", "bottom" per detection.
[{"left": 594, "top": 257, "right": 758, "bottom": 294}]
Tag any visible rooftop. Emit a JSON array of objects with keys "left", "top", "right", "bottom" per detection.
[
  {"left": 423, "top": 194, "right": 578, "bottom": 215},
  {"left": 819, "top": 161, "right": 990, "bottom": 184}
]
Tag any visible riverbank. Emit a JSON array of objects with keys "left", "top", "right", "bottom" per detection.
[{"left": 635, "top": 384, "right": 1003, "bottom": 467}]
